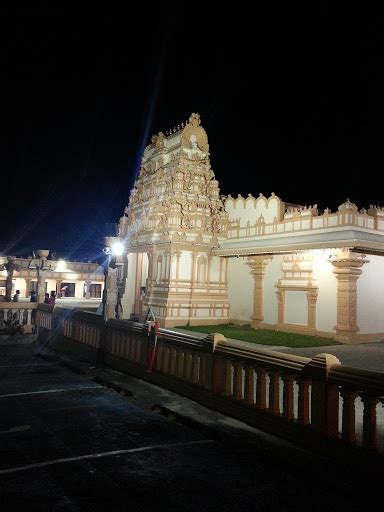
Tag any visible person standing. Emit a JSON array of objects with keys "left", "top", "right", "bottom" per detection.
[
  {"left": 48, "top": 291, "right": 56, "bottom": 305},
  {"left": 147, "top": 320, "right": 159, "bottom": 373},
  {"left": 44, "top": 293, "right": 50, "bottom": 304},
  {"left": 12, "top": 290, "right": 20, "bottom": 302},
  {"left": 30, "top": 290, "right": 37, "bottom": 332}
]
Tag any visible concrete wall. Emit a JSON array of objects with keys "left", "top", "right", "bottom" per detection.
[
  {"left": 357, "top": 254, "right": 384, "bottom": 334},
  {"left": 263, "top": 255, "right": 282, "bottom": 326},
  {"left": 227, "top": 257, "right": 253, "bottom": 322},
  {"left": 312, "top": 250, "right": 337, "bottom": 333},
  {"left": 225, "top": 195, "right": 281, "bottom": 226}
]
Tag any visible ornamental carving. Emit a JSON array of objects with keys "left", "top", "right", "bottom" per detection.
[
  {"left": 151, "top": 131, "right": 166, "bottom": 149},
  {"left": 181, "top": 113, "right": 209, "bottom": 153}
]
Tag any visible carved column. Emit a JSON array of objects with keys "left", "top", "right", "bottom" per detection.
[
  {"left": 330, "top": 249, "right": 367, "bottom": 342},
  {"left": 133, "top": 253, "right": 143, "bottom": 316},
  {"left": 247, "top": 256, "right": 272, "bottom": 328},
  {"left": 307, "top": 288, "right": 318, "bottom": 330},
  {"left": 104, "top": 267, "right": 118, "bottom": 320}
]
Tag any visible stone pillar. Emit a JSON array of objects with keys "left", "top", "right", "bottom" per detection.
[
  {"left": 104, "top": 267, "right": 117, "bottom": 320},
  {"left": 133, "top": 253, "right": 143, "bottom": 317},
  {"left": 303, "top": 353, "right": 341, "bottom": 437},
  {"left": 307, "top": 288, "right": 318, "bottom": 330},
  {"left": 330, "top": 249, "right": 367, "bottom": 343},
  {"left": 247, "top": 256, "right": 272, "bottom": 328}
]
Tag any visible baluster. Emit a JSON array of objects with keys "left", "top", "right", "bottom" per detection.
[
  {"left": 244, "top": 366, "right": 255, "bottom": 405},
  {"left": 129, "top": 336, "right": 136, "bottom": 360},
  {"left": 282, "top": 374, "right": 294, "bottom": 421},
  {"left": 155, "top": 343, "right": 163, "bottom": 370},
  {"left": 135, "top": 336, "right": 142, "bottom": 362},
  {"left": 268, "top": 371, "right": 280, "bottom": 416},
  {"left": 192, "top": 353, "right": 200, "bottom": 384},
  {"left": 297, "top": 378, "right": 310, "bottom": 425},
  {"left": 176, "top": 350, "right": 185, "bottom": 378},
  {"left": 255, "top": 368, "right": 267, "bottom": 410},
  {"left": 162, "top": 346, "right": 170, "bottom": 373},
  {"left": 19, "top": 308, "right": 25, "bottom": 325},
  {"left": 212, "top": 355, "right": 225, "bottom": 393},
  {"left": 27, "top": 309, "right": 32, "bottom": 326},
  {"left": 170, "top": 347, "right": 177, "bottom": 375},
  {"left": 199, "top": 355, "right": 207, "bottom": 387},
  {"left": 233, "top": 363, "right": 243, "bottom": 400},
  {"left": 361, "top": 392, "right": 378, "bottom": 450},
  {"left": 224, "top": 360, "right": 233, "bottom": 397},
  {"left": 340, "top": 388, "right": 357, "bottom": 444},
  {"left": 185, "top": 352, "right": 192, "bottom": 381}
]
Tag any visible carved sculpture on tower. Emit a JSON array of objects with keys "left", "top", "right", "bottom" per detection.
[{"left": 117, "top": 113, "right": 230, "bottom": 327}]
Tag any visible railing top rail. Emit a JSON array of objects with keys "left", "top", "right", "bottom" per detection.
[
  {"left": 216, "top": 344, "right": 310, "bottom": 372},
  {"left": 0, "top": 302, "right": 37, "bottom": 309},
  {"left": 329, "top": 365, "right": 384, "bottom": 394},
  {"left": 37, "top": 304, "right": 54, "bottom": 312}
]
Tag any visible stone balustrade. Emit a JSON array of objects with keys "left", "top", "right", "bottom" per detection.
[
  {"left": 35, "top": 305, "right": 384, "bottom": 456},
  {"left": 227, "top": 207, "right": 382, "bottom": 239},
  {"left": 0, "top": 302, "right": 37, "bottom": 333}
]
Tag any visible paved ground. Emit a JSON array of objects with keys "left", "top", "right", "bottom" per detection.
[{"left": 0, "top": 342, "right": 383, "bottom": 511}]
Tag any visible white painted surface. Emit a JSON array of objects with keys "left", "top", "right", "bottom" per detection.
[
  {"left": 225, "top": 195, "right": 280, "bottom": 226},
  {"left": 263, "top": 255, "right": 282, "bottom": 326},
  {"left": 285, "top": 291, "right": 307, "bottom": 325},
  {"left": 357, "top": 254, "right": 384, "bottom": 334},
  {"left": 179, "top": 252, "right": 192, "bottom": 280},
  {"left": 312, "top": 250, "right": 337, "bottom": 333},
  {"left": 227, "top": 258, "right": 253, "bottom": 322}
]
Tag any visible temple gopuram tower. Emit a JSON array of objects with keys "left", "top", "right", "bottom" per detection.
[{"left": 117, "top": 113, "right": 230, "bottom": 327}]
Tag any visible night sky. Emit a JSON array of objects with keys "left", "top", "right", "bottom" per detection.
[{"left": 2, "top": 5, "right": 384, "bottom": 261}]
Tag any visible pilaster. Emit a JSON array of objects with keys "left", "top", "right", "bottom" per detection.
[
  {"left": 247, "top": 256, "right": 272, "bottom": 327},
  {"left": 330, "top": 249, "right": 367, "bottom": 342}
]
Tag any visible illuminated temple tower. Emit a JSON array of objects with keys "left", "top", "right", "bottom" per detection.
[{"left": 118, "top": 113, "right": 230, "bottom": 327}]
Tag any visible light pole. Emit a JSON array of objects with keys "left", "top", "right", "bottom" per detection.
[{"left": 28, "top": 250, "right": 54, "bottom": 303}]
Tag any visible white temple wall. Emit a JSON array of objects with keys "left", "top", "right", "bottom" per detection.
[
  {"left": 312, "top": 250, "right": 337, "bottom": 333},
  {"left": 178, "top": 251, "right": 192, "bottom": 280},
  {"left": 357, "top": 254, "right": 384, "bottom": 334},
  {"left": 263, "top": 255, "right": 283, "bottom": 326},
  {"left": 227, "top": 257, "right": 253, "bottom": 322},
  {"left": 209, "top": 256, "right": 221, "bottom": 282},
  {"left": 285, "top": 291, "right": 307, "bottom": 325},
  {"left": 225, "top": 195, "right": 280, "bottom": 226},
  {"left": 141, "top": 254, "right": 148, "bottom": 287}
]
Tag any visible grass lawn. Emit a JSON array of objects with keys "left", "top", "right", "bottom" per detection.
[{"left": 176, "top": 324, "right": 341, "bottom": 348}]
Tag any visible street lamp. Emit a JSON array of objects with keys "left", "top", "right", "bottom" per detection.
[
  {"left": 28, "top": 250, "right": 54, "bottom": 303},
  {"left": 102, "top": 239, "right": 125, "bottom": 319}
]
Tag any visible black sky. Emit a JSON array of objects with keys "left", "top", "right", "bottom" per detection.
[{"left": 2, "top": 4, "right": 384, "bottom": 260}]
